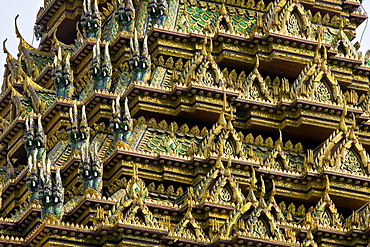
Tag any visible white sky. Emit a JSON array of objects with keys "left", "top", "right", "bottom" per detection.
[{"left": 0, "top": 1, "right": 369, "bottom": 79}]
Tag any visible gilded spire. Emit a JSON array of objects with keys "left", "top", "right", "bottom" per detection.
[
  {"left": 207, "top": 36, "right": 213, "bottom": 61},
  {"left": 250, "top": 166, "right": 257, "bottom": 190},
  {"left": 269, "top": 179, "right": 276, "bottom": 200},
  {"left": 186, "top": 187, "right": 194, "bottom": 210},
  {"left": 321, "top": 45, "right": 328, "bottom": 72},
  {"left": 253, "top": 54, "right": 260, "bottom": 74},
  {"left": 201, "top": 32, "right": 208, "bottom": 56},
  {"left": 325, "top": 174, "right": 330, "bottom": 191},
  {"left": 323, "top": 175, "right": 331, "bottom": 203},
  {"left": 226, "top": 118, "right": 233, "bottom": 132},
  {"left": 339, "top": 101, "right": 348, "bottom": 132},
  {"left": 132, "top": 162, "right": 138, "bottom": 180},
  {"left": 217, "top": 88, "right": 228, "bottom": 127},
  {"left": 221, "top": 0, "right": 228, "bottom": 16},
  {"left": 215, "top": 154, "right": 224, "bottom": 170},
  {"left": 349, "top": 113, "right": 356, "bottom": 140},
  {"left": 276, "top": 129, "right": 283, "bottom": 152},
  {"left": 222, "top": 86, "right": 228, "bottom": 112},
  {"left": 259, "top": 174, "right": 265, "bottom": 201},
  {"left": 224, "top": 154, "right": 232, "bottom": 177},
  {"left": 314, "top": 25, "right": 324, "bottom": 64},
  {"left": 317, "top": 24, "right": 324, "bottom": 49},
  {"left": 339, "top": 16, "right": 345, "bottom": 30}
]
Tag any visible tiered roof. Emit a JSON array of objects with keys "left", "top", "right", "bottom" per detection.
[{"left": 0, "top": 0, "right": 369, "bottom": 246}]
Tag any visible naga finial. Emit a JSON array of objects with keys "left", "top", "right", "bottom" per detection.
[
  {"left": 3, "top": 39, "right": 15, "bottom": 62},
  {"left": 117, "top": 95, "right": 122, "bottom": 117},
  {"left": 92, "top": 41, "right": 97, "bottom": 60},
  {"left": 81, "top": 105, "right": 88, "bottom": 127},
  {"left": 104, "top": 41, "right": 110, "bottom": 62},
  {"left": 55, "top": 166, "right": 62, "bottom": 187},
  {"left": 14, "top": 15, "right": 22, "bottom": 39},
  {"left": 28, "top": 110, "right": 35, "bottom": 132},
  {"left": 37, "top": 114, "right": 44, "bottom": 135},
  {"left": 93, "top": 0, "right": 99, "bottom": 13},
  {"left": 97, "top": 38, "right": 101, "bottom": 57},
  {"left": 113, "top": 95, "right": 121, "bottom": 117},
  {"left": 3, "top": 38, "right": 9, "bottom": 55},
  {"left": 64, "top": 52, "right": 71, "bottom": 71},
  {"left": 123, "top": 97, "right": 130, "bottom": 119},
  {"left": 83, "top": 0, "right": 88, "bottom": 14},
  {"left": 142, "top": 35, "right": 149, "bottom": 57},
  {"left": 57, "top": 46, "right": 63, "bottom": 61},
  {"left": 133, "top": 29, "right": 139, "bottom": 54},
  {"left": 53, "top": 30, "right": 61, "bottom": 48},
  {"left": 71, "top": 101, "right": 78, "bottom": 126}
]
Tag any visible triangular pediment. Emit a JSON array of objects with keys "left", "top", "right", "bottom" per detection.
[
  {"left": 170, "top": 188, "right": 209, "bottom": 242},
  {"left": 241, "top": 55, "right": 274, "bottom": 102},
  {"left": 304, "top": 193, "right": 343, "bottom": 229},
  {"left": 263, "top": 0, "right": 312, "bottom": 39},
  {"left": 222, "top": 177, "right": 287, "bottom": 242},
  {"left": 193, "top": 156, "right": 245, "bottom": 206},
  {"left": 110, "top": 163, "right": 157, "bottom": 227},
  {"left": 292, "top": 45, "right": 344, "bottom": 105},
  {"left": 314, "top": 107, "right": 370, "bottom": 175}
]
